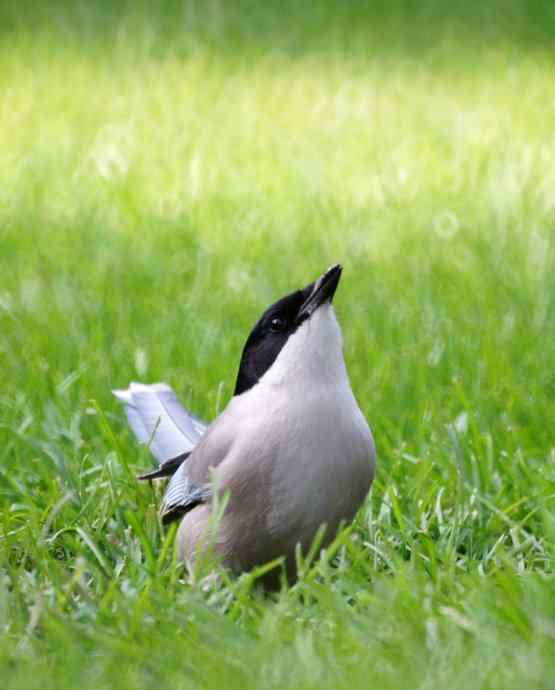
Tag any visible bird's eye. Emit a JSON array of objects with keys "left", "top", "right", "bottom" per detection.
[{"left": 270, "top": 317, "right": 286, "bottom": 332}]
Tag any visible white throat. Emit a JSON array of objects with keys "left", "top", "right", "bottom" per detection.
[{"left": 259, "top": 304, "right": 347, "bottom": 388}]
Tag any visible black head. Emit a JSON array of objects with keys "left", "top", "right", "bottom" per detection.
[{"left": 234, "top": 264, "right": 342, "bottom": 395}]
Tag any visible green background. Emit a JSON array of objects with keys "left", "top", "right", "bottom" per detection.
[{"left": 1, "top": 2, "right": 554, "bottom": 688}]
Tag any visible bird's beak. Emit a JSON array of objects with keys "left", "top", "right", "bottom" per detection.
[{"left": 297, "top": 264, "right": 342, "bottom": 321}]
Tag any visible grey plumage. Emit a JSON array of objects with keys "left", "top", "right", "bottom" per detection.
[
  {"left": 112, "top": 382, "right": 207, "bottom": 485},
  {"left": 113, "top": 265, "right": 376, "bottom": 584},
  {"left": 112, "top": 382, "right": 207, "bottom": 461},
  {"left": 161, "top": 466, "right": 211, "bottom": 524}
]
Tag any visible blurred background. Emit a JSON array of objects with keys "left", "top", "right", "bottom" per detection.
[
  {"left": 1, "top": 2, "right": 554, "bottom": 689},
  {"left": 2, "top": 0, "right": 554, "bottom": 429}
]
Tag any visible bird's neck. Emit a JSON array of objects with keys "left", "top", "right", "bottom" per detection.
[{"left": 260, "top": 305, "right": 348, "bottom": 389}]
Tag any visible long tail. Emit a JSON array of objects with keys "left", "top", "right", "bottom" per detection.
[{"left": 112, "top": 382, "right": 208, "bottom": 480}]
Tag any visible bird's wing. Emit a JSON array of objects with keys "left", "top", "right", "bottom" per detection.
[
  {"left": 112, "top": 382, "right": 208, "bottom": 475},
  {"left": 160, "top": 464, "right": 212, "bottom": 524},
  {"left": 159, "top": 403, "right": 239, "bottom": 524}
]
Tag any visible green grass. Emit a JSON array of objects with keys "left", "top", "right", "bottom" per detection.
[{"left": 1, "top": 1, "right": 555, "bottom": 688}]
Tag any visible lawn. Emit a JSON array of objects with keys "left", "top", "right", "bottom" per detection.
[{"left": 1, "top": 1, "right": 554, "bottom": 688}]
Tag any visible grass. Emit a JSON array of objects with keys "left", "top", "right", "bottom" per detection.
[{"left": 1, "top": 1, "right": 555, "bottom": 688}]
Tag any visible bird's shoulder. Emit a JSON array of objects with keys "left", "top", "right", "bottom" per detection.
[{"left": 185, "top": 389, "right": 271, "bottom": 482}]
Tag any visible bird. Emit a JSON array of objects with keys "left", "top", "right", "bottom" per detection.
[{"left": 113, "top": 264, "right": 376, "bottom": 585}]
